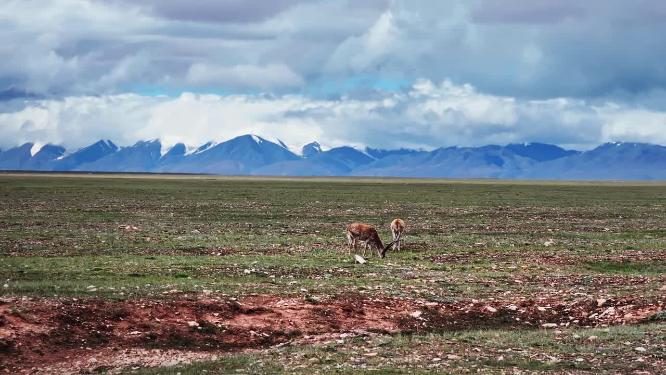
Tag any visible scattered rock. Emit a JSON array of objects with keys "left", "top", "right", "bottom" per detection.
[
  {"left": 354, "top": 255, "right": 367, "bottom": 264},
  {"left": 599, "top": 307, "right": 616, "bottom": 317}
]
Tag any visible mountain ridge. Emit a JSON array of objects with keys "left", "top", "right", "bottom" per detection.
[{"left": 1, "top": 136, "right": 665, "bottom": 180}]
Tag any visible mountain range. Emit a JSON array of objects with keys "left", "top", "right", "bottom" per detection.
[{"left": 1, "top": 135, "right": 665, "bottom": 180}]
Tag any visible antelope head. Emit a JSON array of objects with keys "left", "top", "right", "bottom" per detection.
[{"left": 380, "top": 240, "right": 397, "bottom": 258}]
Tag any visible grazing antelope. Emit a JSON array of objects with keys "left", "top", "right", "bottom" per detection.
[
  {"left": 346, "top": 222, "right": 395, "bottom": 258},
  {"left": 390, "top": 218, "right": 405, "bottom": 251}
]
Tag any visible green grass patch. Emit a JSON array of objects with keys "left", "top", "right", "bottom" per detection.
[{"left": 583, "top": 260, "right": 666, "bottom": 275}]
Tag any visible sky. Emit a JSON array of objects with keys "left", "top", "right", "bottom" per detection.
[{"left": 1, "top": 0, "right": 666, "bottom": 151}]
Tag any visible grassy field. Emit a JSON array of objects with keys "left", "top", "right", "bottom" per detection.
[{"left": 1, "top": 173, "right": 665, "bottom": 373}]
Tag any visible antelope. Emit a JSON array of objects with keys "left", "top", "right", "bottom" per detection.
[
  {"left": 390, "top": 218, "right": 405, "bottom": 251},
  {"left": 346, "top": 222, "right": 394, "bottom": 258}
]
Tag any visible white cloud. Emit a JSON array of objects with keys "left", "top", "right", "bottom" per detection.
[
  {"left": 327, "top": 10, "right": 400, "bottom": 72},
  {"left": 1, "top": 80, "right": 665, "bottom": 151}
]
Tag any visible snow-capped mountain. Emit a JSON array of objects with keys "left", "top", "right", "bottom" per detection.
[
  {"left": 156, "top": 134, "right": 300, "bottom": 174},
  {"left": 0, "top": 143, "right": 37, "bottom": 170},
  {"left": 1, "top": 136, "right": 665, "bottom": 180},
  {"left": 52, "top": 140, "right": 119, "bottom": 171},
  {"left": 73, "top": 140, "right": 162, "bottom": 172}
]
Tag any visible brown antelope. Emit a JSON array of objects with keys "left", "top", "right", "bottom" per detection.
[
  {"left": 346, "top": 222, "right": 395, "bottom": 258},
  {"left": 390, "top": 218, "right": 405, "bottom": 251}
]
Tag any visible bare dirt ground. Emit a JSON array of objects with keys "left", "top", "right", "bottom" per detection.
[
  {"left": 1, "top": 176, "right": 665, "bottom": 373},
  {"left": 2, "top": 293, "right": 664, "bottom": 373}
]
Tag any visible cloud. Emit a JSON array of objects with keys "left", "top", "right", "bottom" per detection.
[
  {"left": 1, "top": 0, "right": 666, "bottom": 151},
  {"left": 112, "top": 0, "right": 304, "bottom": 24},
  {"left": 1, "top": 80, "right": 665, "bottom": 151},
  {"left": 470, "top": 0, "right": 586, "bottom": 24},
  {"left": 186, "top": 63, "right": 305, "bottom": 89},
  {"left": 327, "top": 10, "right": 400, "bottom": 73},
  {"left": 2, "top": 0, "right": 666, "bottom": 100}
]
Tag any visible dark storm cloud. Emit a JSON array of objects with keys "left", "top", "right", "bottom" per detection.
[
  {"left": 3, "top": 0, "right": 666, "bottom": 99},
  {"left": 111, "top": 0, "right": 304, "bottom": 24},
  {"left": 0, "top": 87, "right": 39, "bottom": 101}
]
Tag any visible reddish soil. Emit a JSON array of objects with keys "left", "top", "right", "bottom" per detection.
[{"left": 1, "top": 294, "right": 663, "bottom": 373}]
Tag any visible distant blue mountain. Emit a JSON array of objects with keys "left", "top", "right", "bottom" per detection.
[
  {"left": 354, "top": 145, "right": 534, "bottom": 178},
  {"left": 313, "top": 147, "right": 375, "bottom": 171},
  {"left": 157, "top": 135, "right": 299, "bottom": 174},
  {"left": 524, "top": 142, "right": 666, "bottom": 180},
  {"left": 25, "top": 144, "right": 66, "bottom": 170},
  {"left": 2, "top": 136, "right": 665, "bottom": 180},
  {"left": 159, "top": 143, "right": 187, "bottom": 164},
  {"left": 365, "top": 147, "right": 423, "bottom": 159},
  {"left": 74, "top": 140, "right": 161, "bottom": 172},
  {"left": 0, "top": 143, "right": 34, "bottom": 170},
  {"left": 505, "top": 142, "right": 580, "bottom": 162},
  {"left": 252, "top": 145, "right": 374, "bottom": 176},
  {"left": 53, "top": 140, "right": 118, "bottom": 171},
  {"left": 302, "top": 142, "right": 322, "bottom": 158}
]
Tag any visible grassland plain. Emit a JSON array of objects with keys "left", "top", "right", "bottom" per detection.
[{"left": 0, "top": 173, "right": 665, "bottom": 373}]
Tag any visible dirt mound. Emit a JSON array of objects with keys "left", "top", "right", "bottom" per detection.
[{"left": 1, "top": 294, "right": 663, "bottom": 373}]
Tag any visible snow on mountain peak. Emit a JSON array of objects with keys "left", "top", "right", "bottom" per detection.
[
  {"left": 102, "top": 140, "right": 116, "bottom": 150},
  {"left": 30, "top": 143, "right": 44, "bottom": 157},
  {"left": 358, "top": 147, "right": 378, "bottom": 160},
  {"left": 249, "top": 134, "right": 293, "bottom": 151},
  {"left": 160, "top": 142, "right": 172, "bottom": 157},
  {"left": 186, "top": 141, "right": 218, "bottom": 155},
  {"left": 301, "top": 141, "right": 324, "bottom": 157},
  {"left": 276, "top": 139, "right": 289, "bottom": 149},
  {"left": 183, "top": 144, "right": 198, "bottom": 155}
]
